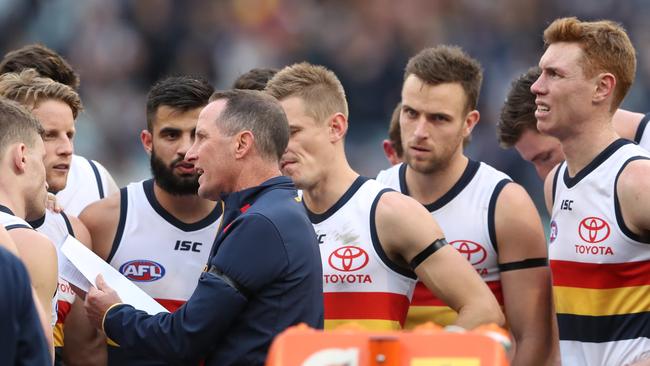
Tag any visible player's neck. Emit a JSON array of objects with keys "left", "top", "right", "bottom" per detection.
[
  {"left": 153, "top": 183, "right": 216, "bottom": 223},
  {"left": 303, "top": 159, "right": 358, "bottom": 215},
  {"left": 405, "top": 154, "right": 469, "bottom": 206},
  {"left": 561, "top": 123, "right": 619, "bottom": 177},
  {"left": 0, "top": 190, "right": 25, "bottom": 219}
]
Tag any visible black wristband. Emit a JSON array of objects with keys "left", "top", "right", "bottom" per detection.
[
  {"left": 410, "top": 238, "right": 448, "bottom": 270},
  {"left": 498, "top": 257, "right": 548, "bottom": 272}
]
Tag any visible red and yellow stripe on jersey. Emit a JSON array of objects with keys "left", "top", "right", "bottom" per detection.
[
  {"left": 324, "top": 292, "right": 410, "bottom": 330},
  {"left": 405, "top": 280, "right": 504, "bottom": 329},
  {"left": 551, "top": 259, "right": 650, "bottom": 339}
]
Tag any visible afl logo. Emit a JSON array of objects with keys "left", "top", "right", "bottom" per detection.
[
  {"left": 328, "top": 246, "right": 369, "bottom": 272},
  {"left": 578, "top": 217, "right": 610, "bottom": 243},
  {"left": 549, "top": 221, "right": 558, "bottom": 244},
  {"left": 119, "top": 260, "right": 166, "bottom": 282},
  {"left": 450, "top": 240, "right": 487, "bottom": 265}
]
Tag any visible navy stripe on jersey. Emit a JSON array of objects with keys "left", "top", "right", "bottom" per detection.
[
  {"left": 557, "top": 312, "right": 650, "bottom": 342},
  {"left": 399, "top": 159, "right": 480, "bottom": 212},
  {"left": 487, "top": 179, "right": 511, "bottom": 254},
  {"left": 634, "top": 113, "right": 650, "bottom": 144},
  {"left": 60, "top": 211, "right": 75, "bottom": 237},
  {"left": 304, "top": 176, "right": 369, "bottom": 224},
  {"left": 142, "top": 179, "right": 222, "bottom": 231},
  {"left": 27, "top": 215, "right": 46, "bottom": 229},
  {"left": 107, "top": 187, "right": 128, "bottom": 263},
  {"left": 614, "top": 156, "right": 650, "bottom": 244},
  {"left": 87, "top": 158, "right": 105, "bottom": 199},
  {"left": 0, "top": 205, "right": 15, "bottom": 215},
  {"left": 5, "top": 224, "right": 31, "bottom": 231},
  {"left": 563, "top": 139, "right": 631, "bottom": 188},
  {"left": 369, "top": 187, "right": 417, "bottom": 280}
]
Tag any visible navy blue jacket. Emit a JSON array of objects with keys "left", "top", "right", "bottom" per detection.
[
  {"left": 103, "top": 176, "right": 324, "bottom": 365},
  {"left": 0, "top": 246, "right": 51, "bottom": 365}
]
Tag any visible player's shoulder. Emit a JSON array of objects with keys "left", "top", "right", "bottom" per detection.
[
  {"left": 617, "top": 157, "right": 650, "bottom": 192},
  {"left": 376, "top": 163, "right": 402, "bottom": 184}
]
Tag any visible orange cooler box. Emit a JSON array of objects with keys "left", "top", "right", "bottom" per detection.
[{"left": 266, "top": 324, "right": 509, "bottom": 366}]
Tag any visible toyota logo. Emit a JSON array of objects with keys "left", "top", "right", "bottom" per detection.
[
  {"left": 450, "top": 240, "right": 487, "bottom": 265},
  {"left": 578, "top": 217, "right": 610, "bottom": 243},
  {"left": 328, "top": 246, "right": 369, "bottom": 272}
]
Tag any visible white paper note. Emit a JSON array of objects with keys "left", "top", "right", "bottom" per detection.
[{"left": 60, "top": 236, "right": 169, "bottom": 315}]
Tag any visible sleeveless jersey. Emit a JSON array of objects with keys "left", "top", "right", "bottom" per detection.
[
  {"left": 56, "top": 154, "right": 117, "bottom": 216},
  {"left": 29, "top": 211, "right": 76, "bottom": 348},
  {"left": 377, "top": 160, "right": 510, "bottom": 328},
  {"left": 107, "top": 179, "right": 222, "bottom": 366},
  {"left": 634, "top": 113, "right": 650, "bottom": 152},
  {"left": 550, "top": 139, "right": 650, "bottom": 366},
  {"left": 108, "top": 179, "right": 222, "bottom": 311},
  {"left": 0, "top": 206, "right": 59, "bottom": 329},
  {"left": 308, "top": 176, "right": 417, "bottom": 330}
]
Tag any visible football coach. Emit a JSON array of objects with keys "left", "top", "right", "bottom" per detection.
[{"left": 85, "top": 89, "right": 324, "bottom": 366}]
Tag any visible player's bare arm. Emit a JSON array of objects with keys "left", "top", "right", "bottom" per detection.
[
  {"left": 612, "top": 109, "right": 645, "bottom": 141},
  {"left": 375, "top": 191, "right": 505, "bottom": 329},
  {"left": 10, "top": 228, "right": 58, "bottom": 325},
  {"left": 79, "top": 192, "right": 121, "bottom": 261},
  {"left": 616, "top": 159, "right": 650, "bottom": 239},
  {"left": 62, "top": 214, "right": 107, "bottom": 365},
  {"left": 495, "top": 183, "right": 559, "bottom": 366},
  {"left": 543, "top": 164, "right": 560, "bottom": 216}
]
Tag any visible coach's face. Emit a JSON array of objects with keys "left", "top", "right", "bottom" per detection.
[
  {"left": 187, "top": 101, "right": 235, "bottom": 200},
  {"left": 531, "top": 42, "right": 596, "bottom": 140}
]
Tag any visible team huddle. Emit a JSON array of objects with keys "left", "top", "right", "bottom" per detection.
[{"left": 1, "top": 16, "right": 649, "bottom": 366}]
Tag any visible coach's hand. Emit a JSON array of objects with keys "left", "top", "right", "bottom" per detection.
[{"left": 85, "top": 274, "right": 123, "bottom": 330}]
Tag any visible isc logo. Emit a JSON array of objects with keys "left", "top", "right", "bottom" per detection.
[
  {"left": 174, "top": 240, "right": 202, "bottom": 252},
  {"left": 119, "top": 260, "right": 166, "bottom": 282}
]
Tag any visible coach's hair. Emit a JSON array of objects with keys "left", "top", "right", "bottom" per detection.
[
  {"left": 404, "top": 45, "right": 483, "bottom": 114},
  {"left": 497, "top": 67, "right": 541, "bottom": 148},
  {"left": 146, "top": 76, "right": 214, "bottom": 131},
  {"left": 210, "top": 89, "right": 289, "bottom": 161},
  {"left": 544, "top": 17, "right": 636, "bottom": 111},
  {"left": 387, "top": 102, "right": 403, "bottom": 158},
  {"left": 0, "top": 44, "right": 80, "bottom": 90},
  {"left": 232, "top": 68, "right": 279, "bottom": 91},
  {"left": 0, "top": 97, "right": 44, "bottom": 157},
  {"left": 0, "top": 69, "right": 82, "bottom": 119},
  {"left": 265, "top": 62, "right": 348, "bottom": 123}
]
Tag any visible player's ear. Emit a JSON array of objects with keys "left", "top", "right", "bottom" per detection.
[
  {"left": 11, "top": 143, "right": 28, "bottom": 174},
  {"left": 593, "top": 72, "right": 615, "bottom": 105},
  {"left": 141, "top": 130, "right": 153, "bottom": 155},
  {"left": 463, "top": 110, "right": 480, "bottom": 138},
  {"left": 329, "top": 113, "right": 348, "bottom": 143}
]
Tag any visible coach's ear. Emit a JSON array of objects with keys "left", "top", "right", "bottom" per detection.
[{"left": 141, "top": 130, "right": 153, "bottom": 156}]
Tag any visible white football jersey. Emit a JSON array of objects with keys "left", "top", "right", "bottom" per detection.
[
  {"left": 308, "top": 176, "right": 417, "bottom": 330},
  {"left": 108, "top": 179, "right": 222, "bottom": 311},
  {"left": 550, "top": 139, "right": 650, "bottom": 366}
]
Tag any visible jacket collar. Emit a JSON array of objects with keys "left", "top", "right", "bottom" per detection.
[{"left": 221, "top": 175, "right": 294, "bottom": 214}]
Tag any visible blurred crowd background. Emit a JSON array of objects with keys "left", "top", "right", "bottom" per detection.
[{"left": 3, "top": 0, "right": 650, "bottom": 220}]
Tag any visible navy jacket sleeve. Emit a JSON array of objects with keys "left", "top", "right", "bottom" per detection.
[{"left": 103, "top": 214, "right": 288, "bottom": 363}]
